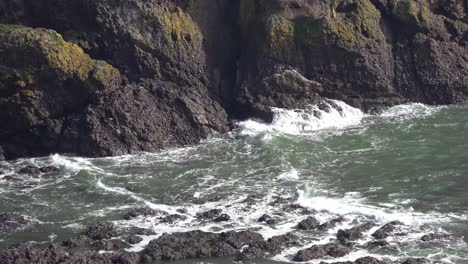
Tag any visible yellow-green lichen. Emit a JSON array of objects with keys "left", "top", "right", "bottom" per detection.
[
  {"left": 0, "top": 24, "right": 120, "bottom": 89},
  {"left": 15, "top": 80, "right": 26, "bottom": 88},
  {"left": 159, "top": 7, "right": 201, "bottom": 46},
  {"left": 389, "top": 0, "right": 446, "bottom": 36},
  {"left": 327, "top": 0, "right": 385, "bottom": 48},
  {"left": 266, "top": 16, "right": 295, "bottom": 53}
]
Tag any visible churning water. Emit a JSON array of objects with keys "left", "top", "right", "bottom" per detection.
[{"left": 1, "top": 100, "right": 468, "bottom": 263}]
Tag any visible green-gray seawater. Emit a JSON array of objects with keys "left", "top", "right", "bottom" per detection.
[{"left": 1, "top": 102, "right": 468, "bottom": 263}]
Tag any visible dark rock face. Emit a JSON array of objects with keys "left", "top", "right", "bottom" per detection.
[
  {"left": 236, "top": 0, "right": 468, "bottom": 119},
  {"left": 85, "top": 222, "right": 118, "bottom": 240},
  {"left": 297, "top": 216, "right": 320, "bottom": 230},
  {"left": 337, "top": 222, "right": 374, "bottom": 242},
  {"left": 0, "top": 1, "right": 229, "bottom": 160},
  {"left": 294, "top": 243, "right": 351, "bottom": 261},
  {"left": 372, "top": 221, "right": 402, "bottom": 239}
]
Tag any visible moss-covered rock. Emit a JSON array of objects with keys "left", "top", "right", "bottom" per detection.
[{"left": 0, "top": 25, "right": 120, "bottom": 92}]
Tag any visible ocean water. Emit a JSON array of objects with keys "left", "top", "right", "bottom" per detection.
[{"left": 1, "top": 100, "right": 468, "bottom": 263}]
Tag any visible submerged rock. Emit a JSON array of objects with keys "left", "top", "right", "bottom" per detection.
[
  {"left": 0, "top": 213, "right": 28, "bottom": 233},
  {"left": 161, "top": 214, "right": 187, "bottom": 224},
  {"left": 124, "top": 208, "right": 157, "bottom": 220},
  {"left": 294, "top": 243, "right": 350, "bottom": 261},
  {"left": 367, "top": 240, "right": 389, "bottom": 249},
  {"left": 421, "top": 233, "right": 452, "bottom": 241},
  {"left": 18, "top": 166, "right": 41, "bottom": 175}
]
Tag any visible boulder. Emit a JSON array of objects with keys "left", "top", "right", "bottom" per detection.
[
  {"left": 297, "top": 216, "right": 320, "bottom": 230},
  {"left": 294, "top": 243, "right": 351, "bottom": 261},
  {"left": 142, "top": 230, "right": 267, "bottom": 262},
  {"left": 372, "top": 221, "right": 402, "bottom": 239},
  {"left": 85, "top": 222, "right": 118, "bottom": 240},
  {"left": 337, "top": 222, "right": 374, "bottom": 242}
]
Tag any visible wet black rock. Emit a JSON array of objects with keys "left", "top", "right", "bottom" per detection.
[
  {"left": 318, "top": 217, "right": 346, "bottom": 231},
  {"left": 297, "top": 216, "right": 320, "bottom": 230},
  {"left": 128, "top": 235, "right": 143, "bottom": 245},
  {"left": 355, "top": 257, "right": 386, "bottom": 264},
  {"left": 367, "top": 240, "right": 389, "bottom": 249},
  {"left": 0, "top": 244, "right": 68, "bottom": 264},
  {"left": 196, "top": 209, "right": 223, "bottom": 220},
  {"left": 401, "top": 258, "right": 428, "bottom": 264},
  {"left": 0, "top": 243, "right": 139, "bottom": 264},
  {"left": 0, "top": 213, "right": 28, "bottom": 233},
  {"left": 17, "top": 165, "right": 59, "bottom": 175},
  {"left": 142, "top": 230, "right": 264, "bottom": 262},
  {"left": 62, "top": 235, "right": 93, "bottom": 248},
  {"left": 18, "top": 165, "right": 41, "bottom": 175},
  {"left": 294, "top": 243, "right": 351, "bottom": 261},
  {"left": 372, "top": 221, "right": 402, "bottom": 239},
  {"left": 85, "top": 222, "right": 118, "bottom": 240},
  {"left": 258, "top": 214, "right": 279, "bottom": 225},
  {"left": 38, "top": 166, "right": 59, "bottom": 173},
  {"left": 421, "top": 233, "right": 452, "bottom": 241},
  {"left": 136, "top": 228, "right": 156, "bottom": 236},
  {"left": 214, "top": 214, "right": 231, "bottom": 222},
  {"left": 124, "top": 208, "right": 157, "bottom": 220},
  {"left": 242, "top": 194, "right": 263, "bottom": 204},
  {"left": 337, "top": 222, "right": 374, "bottom": 243},
  {"left": 161, "top": 214, "right": 187, "bottom": 223},
  {"left": 236, "top": 233, "right": 299, "bottom": 261}
]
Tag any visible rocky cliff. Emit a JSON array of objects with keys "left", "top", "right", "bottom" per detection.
[{"left": 0, "top": 0, "right": 466, "bottom": 159}]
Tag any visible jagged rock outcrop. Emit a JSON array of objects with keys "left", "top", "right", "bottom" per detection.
[
  {"left": 236, "top": 0, "right": 468, "bottom": 118},
  {"left": 0, "top": 0, "right": 466, "bottom": 158},
  {"left": 0, "top": 0, "right": 229, "bottom": 159}
]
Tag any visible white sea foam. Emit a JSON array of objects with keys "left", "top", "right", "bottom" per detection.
[
  {"left": 294, "top": 190, "right": 446, "bottom": 226},
  {"left": 277, "top": 168, "right": 299, "bottom": 181},
  {"left": 380, "top": 103, "right": 443, "bottom": 119},
  {"left": 238, "top": 99, "right": 365, "bottom": 137}
]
